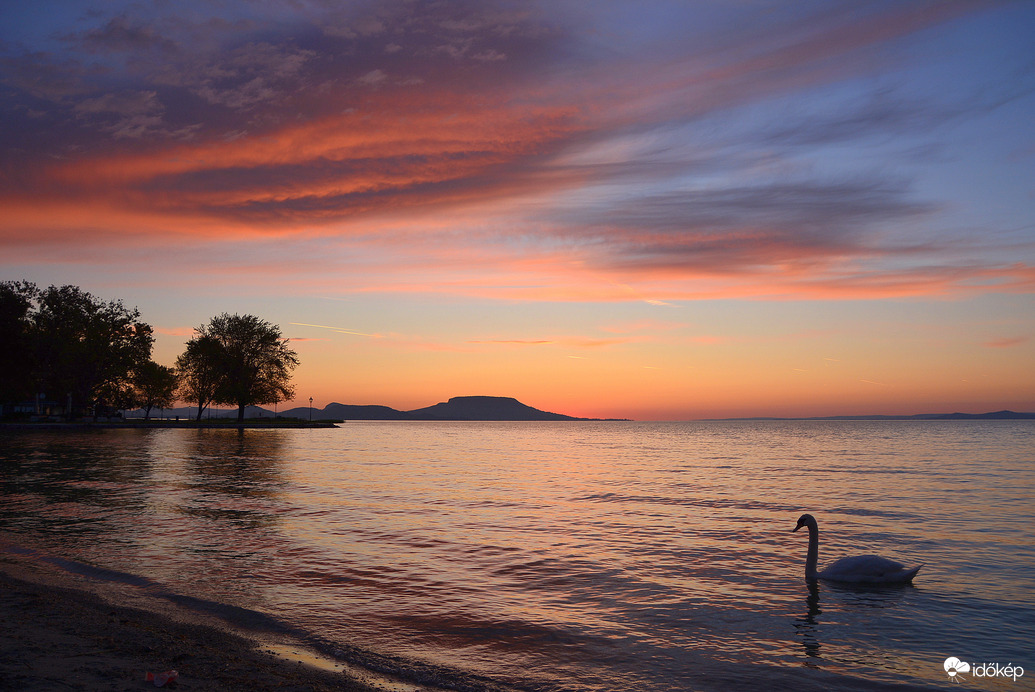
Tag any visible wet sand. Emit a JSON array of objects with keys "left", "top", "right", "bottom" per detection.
[
  {"left": 0, "top": 572, "right": 380, "bottom": 691},
  {"left": 0, "top": 555, "right": 386, "bottom": 691},
  {"left": 0, "top": 541, "right": 522, "bottom": 692}
]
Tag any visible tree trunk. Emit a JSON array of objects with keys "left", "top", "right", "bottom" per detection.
[
  {"left": 237, "top": 403, "right": 246, "bottom": 423},
  {"left": 196, "top": 401, "right": 205, "bottom": 421}
]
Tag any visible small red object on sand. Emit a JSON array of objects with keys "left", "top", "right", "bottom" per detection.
[{"left": 145, "top": 670, "right": 178, "bottom": 687}]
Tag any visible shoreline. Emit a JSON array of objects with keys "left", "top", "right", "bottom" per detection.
[
  {"left": 0, "top": 420, "right": 340, "bottom": 430},
  {"left": 0, "top": 544, "right": 514, "bottom": 692},
  {"left": 0, "top": 556, "right": 372, "bottom": 690}
]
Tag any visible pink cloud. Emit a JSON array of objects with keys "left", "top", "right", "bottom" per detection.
[
  {"left": 984, "top": 336, "right": 1029, "bottom": 348},
  {"left": 155, "top": 326, "right": 197, "bottom": 337}
]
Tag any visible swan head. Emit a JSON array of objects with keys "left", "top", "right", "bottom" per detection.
[{"left": 793, "top": 513, "right": 817, "bottom": 533}]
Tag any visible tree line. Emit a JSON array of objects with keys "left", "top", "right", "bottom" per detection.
[{"left": 1, "top": 282, "right": 299, "bottom": 423}]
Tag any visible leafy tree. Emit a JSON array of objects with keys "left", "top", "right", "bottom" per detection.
[
  {"left": 0, "top": 281, "right": 38, "bottom": 406},
  {"left": 133, "top": 360, "right": 178, "bottom": 420},
  {"left": 28, "top": 285, "right": 153, "bottom": 418},
  {"left": 187, "top": 313, "right": 299, "bottom": 422},
  {"left": 175, "top": 334, "right": 223, "bottom": 421}
]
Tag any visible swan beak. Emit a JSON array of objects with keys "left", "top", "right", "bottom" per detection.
[{"left": 792, "top": 525, "right": 802, "bottom": 533}]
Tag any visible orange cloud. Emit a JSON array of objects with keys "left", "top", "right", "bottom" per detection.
[{"left": 7, "top": 86, "right": 589, "bottom": 242}]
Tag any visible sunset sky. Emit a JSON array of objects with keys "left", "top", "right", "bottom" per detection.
[{"left": 2, "top": 1, "right": 1033, "bottom": 420}]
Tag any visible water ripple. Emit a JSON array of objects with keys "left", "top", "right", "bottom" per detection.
[{"left": 1, "top": 421, "right": 1032, "bottom": 691}]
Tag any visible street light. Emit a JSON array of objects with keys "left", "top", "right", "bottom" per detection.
[{"left": 309, "top": 397, "right": 313, "bottom": 423}]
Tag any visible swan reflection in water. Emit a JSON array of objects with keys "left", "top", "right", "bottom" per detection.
[{"left": 793, "top": 581, "right": 823, "bottom": 663}]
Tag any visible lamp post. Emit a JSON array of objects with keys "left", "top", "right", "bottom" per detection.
[{"left": 309, "top": 397, "right": 313, "bottom": 423}]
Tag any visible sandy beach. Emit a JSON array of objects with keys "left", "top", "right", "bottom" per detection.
[{"left": 0, "top": 553, "right": 385, "bottom": 691}]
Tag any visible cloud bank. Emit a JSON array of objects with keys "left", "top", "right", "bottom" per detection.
[{"left": 1, "top": 0, "right": 1033, "bottom": 301}]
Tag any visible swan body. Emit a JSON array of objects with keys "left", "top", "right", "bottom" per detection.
[{"left": 793, "top": 514, "right": 921, "bottom": 584}]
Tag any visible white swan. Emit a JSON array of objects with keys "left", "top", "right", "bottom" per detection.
[{"left": 792, "top": 514, "right": 922, "bottom": 584}]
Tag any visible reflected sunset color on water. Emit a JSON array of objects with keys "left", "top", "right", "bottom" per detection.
[{"left": 2, "top": 421, "right": 1032, "bottom": 690}]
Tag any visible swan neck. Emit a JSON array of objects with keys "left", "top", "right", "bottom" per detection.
[{"left": 805, "top": 522, "right": 819, "bottom": 579}]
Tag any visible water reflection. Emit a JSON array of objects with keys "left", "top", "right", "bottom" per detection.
[
  {"left": 177, "top": 430, "right": 288, "bottom": 530},
  {"left": 790, "top": 578, "right": 925, "bottom": 682},
  {"left": 0, "top": 429, "right": 294, "bottom": 585},
  {"left": 0, "top": 431, "right": 154, "bottom": 539},
  {"left": 135, "top": 429, "right": 296, "bottom": 608},
  {"left": 793, "top": 581, "right": 823, "bottom": 663},
  {"left": 1, "top": 422, "right": 1032, "bottom": 692},
  {"left": 185, "top": 430, "right": 286, "bottom": 486}
]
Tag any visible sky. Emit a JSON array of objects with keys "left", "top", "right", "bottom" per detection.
[{"left": 1, "top": 0, "right": 1033, "bottom": 420}]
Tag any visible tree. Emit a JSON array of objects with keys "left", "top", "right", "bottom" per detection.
[
  {"left": 175, "top": 334, "right": 223, "bottom": 421},
  {"left": 132, "top": 360, "right": 178, "bottom": 421},
  {"left": 0, "top": 281, "right": 38, "bottom": 406},
  {"left": 185, "top": 313, "right": 299, "bottom": 422},
  {"left": 27, "top": 285, "right": 153, "bottom": 418}
]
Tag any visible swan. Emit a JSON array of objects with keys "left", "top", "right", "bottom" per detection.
[{"left": 792, "top": 514, "right": 922, "bottom": 584}]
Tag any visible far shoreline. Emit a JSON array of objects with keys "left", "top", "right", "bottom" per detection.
[{"left": 0, "top": 420, "right": 341, "bottom": 430}]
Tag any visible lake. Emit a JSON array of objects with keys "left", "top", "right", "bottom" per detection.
[{"left": 1, "top": 421, "right": 1032, "bottom": 690}]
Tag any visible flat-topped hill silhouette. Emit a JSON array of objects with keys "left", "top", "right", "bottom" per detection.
[
  {"left": 275, "top": 396, "right": 623, "bottom": 421},
  {"left": 408, "top": 396, "right": 587, "bottom": 421},
  {"left": 335, "top": 396, "right": 621, "bottom": 421}
]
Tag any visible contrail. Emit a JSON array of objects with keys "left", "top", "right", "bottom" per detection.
[{"left": 290, "top": 322, "right": 382, "bottom": 338}]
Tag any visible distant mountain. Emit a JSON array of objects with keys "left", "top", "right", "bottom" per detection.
[
  {"left": 279, "top": 403, "right": 415, "bottom": 420},
  {"left": 923, "top": 410, "right": 1035, "bottom": 420},
  {"left": 126, "top": 396, "right": 625, "bottom": 421},
  {"left": 408, "top": 396, "right": 591, "bottom": 421},
  {"left": 711, "top": 410, "right": 1035, "bottom": 421}
]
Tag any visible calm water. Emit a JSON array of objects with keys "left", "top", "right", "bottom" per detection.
[{"left": 1, "top": 421, "right": 1032, "bottom": 691}]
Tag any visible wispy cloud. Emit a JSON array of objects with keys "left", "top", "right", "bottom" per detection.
[
  {"left": 984, "top": 336, "right": 1029, "bottom": 348},
  {"left": 468, "top": 339, "right": 556, "bottom": 346},
  {"left": 1, "top": 0, "right": 1031, "bottom": 304},
  {"left": 468, "top": 336, "right": 631, "bottom": 348}
]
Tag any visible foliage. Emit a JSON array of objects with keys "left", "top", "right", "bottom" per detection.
[
  {"left": 1, "top": 282, "right": 154, "bottom": 417},
  {"left": 132, "top": 361, "right": 178, "bottom": 420},
  {"left": 33, "top": 285, "right": 154, "bottom": 415},
  {"left": 175, "top": 334, "right": 223, "bottom": 421},
  {"left": 191, "top": 313, "right": 299, "bottom": 422},
  {"left": 2, "top": 282, "right": 302, "bottom": 423},
  {"left": 0, "top": 281, "right": 38, "bottom": 404}
]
